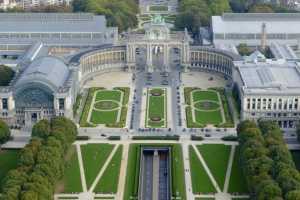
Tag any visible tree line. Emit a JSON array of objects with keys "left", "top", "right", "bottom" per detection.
[
  {"left": 175, "top": 0, "right": 231, "bottom": 36},
  {"left": 0, "top": 117, "right": 77, "bottom": 200},
  {"left": 238, "top": 120, "right": 300, "bottom": 199},
  {"left": 72, "top": 0, "right": 138, "bottom": 32}
]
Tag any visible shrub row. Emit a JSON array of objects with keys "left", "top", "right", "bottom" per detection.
[
  {"left": 132, "top": 135, "right": 180, "bottom": 141},
  {"left": 238, "top": 120, "right": 300, "bottom": 200},
  {"left": 0, "top": 117, "right": 77, "bottom": 200}
]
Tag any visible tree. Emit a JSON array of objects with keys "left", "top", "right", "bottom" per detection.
[
  {"left": 209, "top": 0, "right": 231, "bottom": 15},
  {"left": 0, "top": 119, "right": 10, "bottom": 144},
  {"left": 237, "top": 43, "right": 252, "bottom": 56},
  {"left": 257, "top": 179, "right": 282, "bottom": 200},
  {"left": 248, "top": 3, "right": 274, "bottom": 13},
  {"left": 286, "top": 190, "right": 300, "bottom": 200},
  {"left": 0, "top": 65, "right": 15, "bottom": 86},
  {"left": 32, "top": 119, "right": 51, "bottom": 140},
  {"left": 83, "top": 0, "right": 138, "bottom": 32}
]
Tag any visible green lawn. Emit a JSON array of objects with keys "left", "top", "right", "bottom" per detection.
[
  {"left": 95, "top": 90, "right": 121, "bottom": 102},
  {"left": 185, "top": 88, "right": 230, "bottom": 127},
  {"left": 123, "top": 144, "right": 186, "bottom": 200},
  {"left": 0, "top": 150, "right": 19, "bottom": 191},
  {"left": 194, "top": 110, "right": 223, "bottom": 125},
  {"left": 228, "top": 147, "right": 248, "bottom": 193},
  {"left": 197, "top": 144, "right": 231, "bottom": 190},
  {"left": 90, "top": 110, "right": 119, "bottom": 124},
  {"left": 146, "top": 88, "right": 167, "bottom": 128},
  {"left": 82, "top": 88, "right": 129, "bottom": 127},
  {"left": 81, "top": 144, "right": 114, "bottom": 188},
  {"left": 123, "top": 144, "right": 141, "bottom": 200},
  {"left": 192, "top": 90, "right": 219, "bottom": 102},
  {"left": 62, "top": 146, "right": 82, "bottom": 193},
  {"left": 94, "top": 145, "right": 123, "bottom": 193},
  {"left": 189, "top": 146, "right": 216, "bottom": 193},
  {"left": 80, "top": 87, "right": 104, "bottom": 127}
]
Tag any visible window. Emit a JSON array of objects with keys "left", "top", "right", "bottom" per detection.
[
  {"left": 59, "top": 98, "right": 65, "bottom": 110},
  {"left": 2, "top": 98, "right": 8, "bottom": 110}
]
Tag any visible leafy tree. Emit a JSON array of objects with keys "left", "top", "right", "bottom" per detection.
[
  {"left": 248, "top": 3, "right": 274, "bottom": 13},
  {"left": 0, "top": 65, "right": 15, "bottom": 86},
  {"left": 0, "top": 119, "right": 10, "bottom": 144},
  {"left": 237, "top": 43, "right": 252, "bottom": 56},
  {"left": 286, "top": 190, "right": 300, "bottom": 200},
  {"left": 257, "top": 179, "right": 282, "bottom": 200},
  {"left": 209, "top": 0, "right": 231, "bottom": 15},
  {"left": 32, "top": 119, "right": 51, "bottom": 140}
]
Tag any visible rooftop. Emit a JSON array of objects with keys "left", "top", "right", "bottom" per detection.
[
  {"left": 237, "top": 61, "right": 300, "bottom": 94},
  {"left": 0, "top": 13, "right": 107, "bottom": 33},
  {"left": 212, "top": 13, "right": 300, "bottom": 34}
]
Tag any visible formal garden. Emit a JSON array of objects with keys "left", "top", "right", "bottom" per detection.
[
  {"left": 184, "top": 87, "right": 234, "bottom": 128},
  {"left": 80, "top": 87, "right": 130, "bottom": 128},
  {"left": 145, "top": 88, "right": 167, "bottom": 128},
  {"left": 189, "top": 144, "right": 249, "bottom": 199},
  {"left": 55, "top": 143, "right": 123, "bottom": 199}
]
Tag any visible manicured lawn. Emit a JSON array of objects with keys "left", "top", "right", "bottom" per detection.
[
  {"left": 228, "top": 147, "right": 248, "bottom": 193},
  {"left": 81, "top": 87, "right": 129, "bottom": 127},
  {"left": 291, "top": 150, "right": 300, "bottom": 171},
  {"left": 146, "top": 88, "right": 167, "bottom": 128},
  {"left": 62, "top": 146, "right": 82, "bottom": 193},
  {"left": 123, "top": 144, "right": 186, "bottom": 200},
  {"left": 197, "top": 144, "right": 231, "bottom": 190},
  {"left": 81, "top": 144, "right": 114, "bottom": 188},
  {"left": 192, "top": 90, "right": 219, "bottom": 102},
  {"left": 94, "top": 145, "right": 123, "bottom": 193},
  {"left": 0, "top": 150, "right": 19, "bottom": 190},
  {"left": 189, "top": 146, "right": 216, "bottom": 193},
  {"left": 123, "top": 144, "right": 141, "bottom": 200},
  {"left": 90, "top": 110, "right": 119, "bottom": 124},
  {"left": 194, "top": 110, "right": 223, "bottom": 125},
  {"left": 95, "top": 90, "right": 121, "bottom": 102},
  {"left": 80, "top": 87, "right": 103, "bottom": 127},
  {"left": 185, "top": 87, "right": 235, "bottom": 128}
]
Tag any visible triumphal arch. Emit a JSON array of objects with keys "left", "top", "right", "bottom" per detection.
[{"left": 125, "top": 15, "right": 191, "bottom": 72}]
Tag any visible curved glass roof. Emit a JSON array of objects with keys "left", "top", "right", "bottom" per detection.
[{"left": 16, "top": 56, "right": 69, "bottom": 92}]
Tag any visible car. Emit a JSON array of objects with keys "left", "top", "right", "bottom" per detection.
[{"left": 205, "top": 134, "right": 211, "bottom": 137}]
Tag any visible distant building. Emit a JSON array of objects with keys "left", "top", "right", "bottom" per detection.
[
  {"left": 212, "top": 13, "right": 300, "bottom": 46},
  {"left": 234, "top": 59, "right": 300, "bottom": 129},
  {"left": 20, "top": 0, "right": 72, "bottom": 10},
  {"left": 0, "top": 13, "right": 118, "bottom": 45}
]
